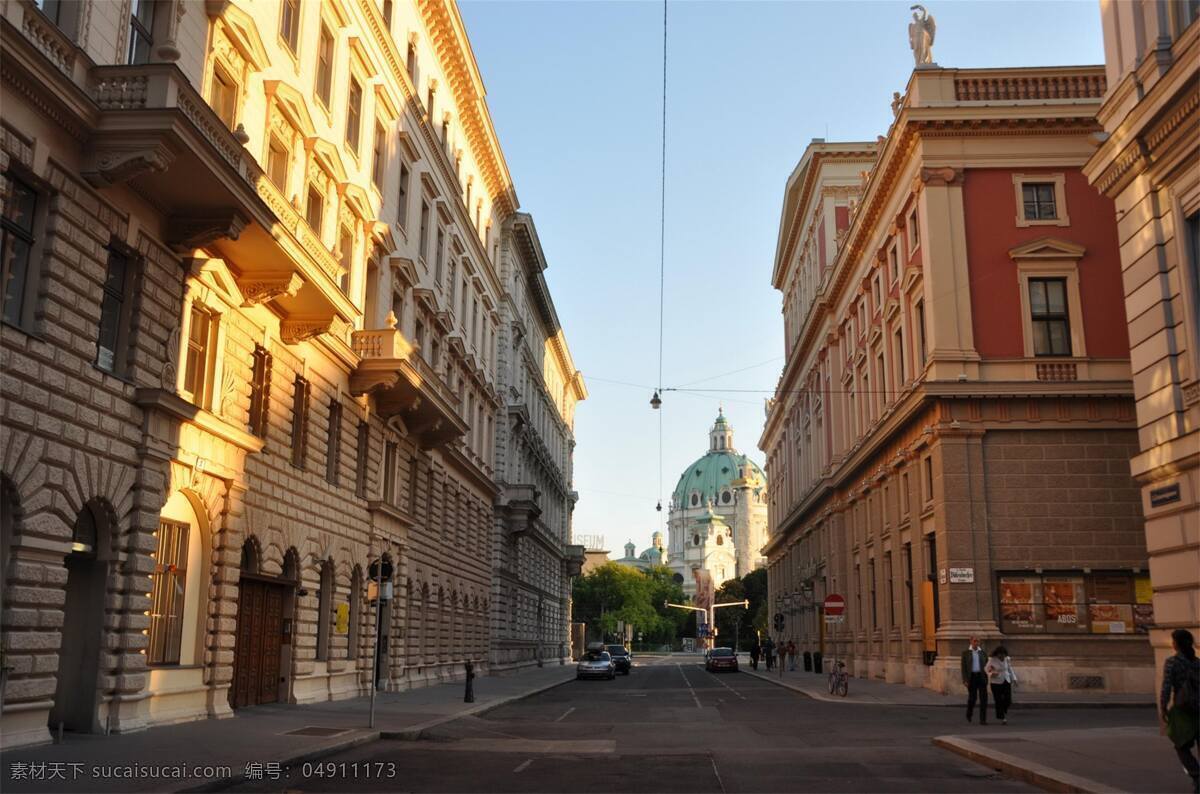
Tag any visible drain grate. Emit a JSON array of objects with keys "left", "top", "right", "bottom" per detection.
[{"left": 284, "top": 726, "right": 351, "bottom": 737}]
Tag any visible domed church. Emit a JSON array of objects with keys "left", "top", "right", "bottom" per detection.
[{"left": 668, "top": 409, "right": 769, "bottom": 598}]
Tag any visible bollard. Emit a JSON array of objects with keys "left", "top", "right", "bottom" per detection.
[{"left": 464, "top": 659, "right": 475, "bottom": 703}]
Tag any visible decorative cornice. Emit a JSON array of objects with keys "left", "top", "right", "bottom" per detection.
[
  {"left": 281, "top": 317, "right": 335, "bottom": 344},
  {"left": 237, "top": 271, "right": 304, "bottom": 306}
]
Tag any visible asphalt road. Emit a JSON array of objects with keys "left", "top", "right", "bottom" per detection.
[{"left": 229, "top": 655, "right": 1149, "bottom": 793}]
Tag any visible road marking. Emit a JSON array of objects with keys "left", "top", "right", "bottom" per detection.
[
  {"left": 709, "top": 672, "right": 747, "bottom": 700},
  {"left": 554, "top": 706, "right": 575, "bottom": 722},
  {"left": 710, "top": 756, "right": 727, "bottom": 794},
  {"left": 677, "top": 664, "right": 702, "bottom": 708},
  {"left": 513, "top": 759, "right": 532, "bottom": 774}
]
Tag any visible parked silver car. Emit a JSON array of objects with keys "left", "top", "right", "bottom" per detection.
[{"left": 576, "top": 649, "right": 615, "bottom": 680}]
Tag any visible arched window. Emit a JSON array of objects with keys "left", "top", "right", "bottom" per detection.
[{"left": 316, "top": 559, "right": 334, "bottom": 661}]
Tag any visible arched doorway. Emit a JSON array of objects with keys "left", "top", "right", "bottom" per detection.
[
  {"left": 230, "top": 538, "right": 291, "bottom": 709},
  {"left": 50, "top": 501, "right": 111, "bottom": 734}
]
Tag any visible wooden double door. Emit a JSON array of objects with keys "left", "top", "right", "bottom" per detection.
[{"left": 231, "top": 577, "right": 286, "bottom": 709}]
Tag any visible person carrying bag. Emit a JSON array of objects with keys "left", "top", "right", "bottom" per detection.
[{"left": 985, "top": 645, "right": 1018, "bottom": 725}]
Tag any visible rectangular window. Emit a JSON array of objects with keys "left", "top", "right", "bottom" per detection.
[
  {"left": 346, "top": 77, "right": 363, "bottom": 153},
  {"left": 889, "top": 244, "right": 899, "bottom": 283},
  {"left": 338, "top": 226, "right": 353, "bottom": 294},
  {"left": 923, "top": 455, "right": 934, "bottom": 503},
  {"left": 1021, "top": 183, "right": 1057, "bottom": 221},
  {"left": 869, "top": 560, "right": 877, "bottom": 627},
  {"left": 147, "top": 519, "right": 189, "bottom": 665},
  {"left": 127, "top": 0, "right": 155, "bottom": 64},
  {"left": 2, "top": 174, "right": 39, "bottom": 328},
  {"left": 315, "top": 24, "right": 334, "bottom": 108},
  {"left": 383, "top": 441, "right": 398, "bottom": 504},
  {"left": 434, "top": 227, "right": 445, "bottom": 283},
  {"left": 872, "top": 275, "right": 881, "bottom": 312},
  {"left": 383, "top": 0, "right": 393, "bottom": 27},
  {"left": 1028, "top": 277, "right": 1072, "bottom": 356},
  {"left": 248, "top": 344, "right": 272, "bottom": 438},
  {"left": 903, "top": 543, "right": 914, "bottom": 627},
  {"left": 885, "top": 552, "right": 896, "bottom": 627},
  {"left": 372, "top": 122, "right": 386, "bottom": 189},
  {"left": 901, "top": 472, "right": 910, "bottom": 516},
  {"left": 305, "top": 185, "right": 324, "bottom": 235},
  {"left": 182, "top": 305, "right": 214, "bottom": 405},
  {"left": 267, "top": 138, "right": 289, "bottom": 191},
  {"left": 855, "top": 564, "right": 862, "bottom": 624},
  {"left": 354, "top": 421, "right": 370, "bottom": 498},
  {"left": 325, "top": 400, "right": 343, "bottom": 486},
  {"left": 279, "top": 0, "right": 299, "bottom": 54},
  {"left": 406, "top": 41, "right": 417, "bottom": 81},
  {"left": 426, "top": 85, "right": 435, "bottom": 120},
  {"left": 290, "top": 375, "right": 310, "bottom": 469},
  {"left": 96, "top": 246, "right": 135, "bottom": 374},
  {"left": 907, "top": 209, "right": 919, "bottom": 251},
  {"left": 915, "top": 299, "right": 927, "bottom": 369},
  {"left": 397, "top": 161, "right": 410, "bottom": 228},
  {"left": 210, "top": 67, "right": 237, "bottom": 131},
  {"left": 418, "top": 201, "right": 430, "bottom": 261},
  {"left": 894, "top": 328, "right": 905, "bottom": 384}
]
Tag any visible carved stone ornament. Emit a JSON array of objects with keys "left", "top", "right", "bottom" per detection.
[
  {"left": 81, "top": 142, "right": 175, "bottom": 188},
  {"left": 919, "top": 166, "right": 963, "bottom": 187},
  {"left": 166, "top": 211, "right": 249, "bottom": 252},
  {"left": 908, "top": 5, "right": 936, "bottom": 67},
  {"left": 161, "top": 324, "right": 181, "bottom": 390},
  {"left": 238, "top": 272, "right": 304, "bottom": 306},
  {"left": 280, "top": 317, "right": 335, "bottom": 344}
]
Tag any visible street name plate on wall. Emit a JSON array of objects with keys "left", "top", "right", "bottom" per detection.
[
  {"left": 1149, "top": 483, "right": 1181, "bottom": 508},
  {"left": 949, "top": 567, "right": 975, "bottom": 584}
]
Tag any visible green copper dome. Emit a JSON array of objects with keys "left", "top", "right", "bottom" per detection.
[{"left": 670, "top": 410, "right": 766, "bottom": 509}]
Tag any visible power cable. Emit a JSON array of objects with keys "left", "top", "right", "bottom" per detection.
[{"left": 656, "top": 0, "right": 668, "bottom": 522}]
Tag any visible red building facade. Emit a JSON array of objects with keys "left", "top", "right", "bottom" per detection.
[{"left": 762, "top": 66, "right": 1153, "bottom": 694}]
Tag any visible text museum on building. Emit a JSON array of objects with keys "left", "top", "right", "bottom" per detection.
[{"left": 0, "top": 0, "right": 584, "bottom": 749}]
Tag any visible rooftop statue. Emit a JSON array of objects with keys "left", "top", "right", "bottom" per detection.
[{"left": 908, "top": 5, "right": 936, "bottom": 66}]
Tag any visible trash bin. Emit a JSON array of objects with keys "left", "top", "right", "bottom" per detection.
[
  {"left": 803, "top": 651, "right": 812, "bottom": 672},
  {"left": 813, "top": 652, "right": 823, "bottom": 674}
]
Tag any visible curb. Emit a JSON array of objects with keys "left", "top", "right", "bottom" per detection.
[
  {"left": 186, "top": 673, "right": 573, "bottom": 792},
  {"left": 381, "top": 673, "right": 574, "bottom": 741},
  {"left": 932, "top": 735, "right": 1122, "bottom": 793},
  {"left": 741, "top": 670, "right": 1153, "bottom": 709}
]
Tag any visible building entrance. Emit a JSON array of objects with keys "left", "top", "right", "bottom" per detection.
[{"left": 230, "top": 578, "right": 287, "bottom": 708}]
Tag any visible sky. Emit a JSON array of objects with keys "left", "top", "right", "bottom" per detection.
[{"left": 457, "top": 0, "right": 1106, "bottom": 557}]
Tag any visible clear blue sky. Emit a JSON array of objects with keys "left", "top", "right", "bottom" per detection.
[{"left": 457, "top": 0, "right": 1105, "bottom": 556}]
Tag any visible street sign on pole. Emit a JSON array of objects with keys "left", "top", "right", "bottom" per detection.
[{"left": 823, "top": 594, "right": 846, "bottom": 624}]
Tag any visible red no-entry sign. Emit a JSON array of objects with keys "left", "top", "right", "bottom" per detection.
[{"left": 823, "top": 594, "right": 846, "bottom": 616}]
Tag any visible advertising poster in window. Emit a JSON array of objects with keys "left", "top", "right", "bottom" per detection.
[
  {"left": 999, "top": 576, "right": 1041, "bottom": 632},
  {"left": 1134, "top": 575, "right": 1154, "bottom": 633},
  {"left": 1043, "top": 576, "right": 1087, "bottom": 632},
  {"left": 1089, "top": 573, "right": 1134, "bottom": 634}
]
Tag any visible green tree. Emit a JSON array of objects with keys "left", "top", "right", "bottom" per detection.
[
  {"left": 713, "top": 568, "right": 769, "bottom": 648},
  {"left": 571, "top": 563, "right": 685, "bottom": 644}
]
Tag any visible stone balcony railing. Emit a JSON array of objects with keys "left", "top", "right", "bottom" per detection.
[{"left": 954, "top": 71, "right": 1106, "bottom": 102}]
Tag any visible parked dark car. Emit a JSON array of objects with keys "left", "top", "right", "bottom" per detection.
[
  {"left": 606, "top": 645, "right": 632, "bottom": 674},
  {"left": 705, "top": 647, "right": 739, "bottom": 673}
]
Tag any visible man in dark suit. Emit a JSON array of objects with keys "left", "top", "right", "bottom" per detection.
[{"left": 961, "top": 636, "right": 989, "bottom": 724}]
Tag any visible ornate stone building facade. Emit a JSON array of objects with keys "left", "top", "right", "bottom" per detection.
[
  {"left": 1083, "top": 0, "right": 1199, "bottom": 690},
  {"left": 762, "top": 66, "right": 1154, "bottom": 695},
  {"left": 490, "top": 213, "right": 586, "bottom": 672},
  {"left": 0, "top": 0, "right": 581, "bottom": 749}
]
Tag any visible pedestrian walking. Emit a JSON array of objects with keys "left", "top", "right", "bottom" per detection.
[
  {"left": 1160, "top": 628, "right": 1200, "bottom": 794},
  {"left": 764, "top": 638, "right": 775, "bottom": 671},
  {"left": 961, "top": 635, "right": 989, "bottom": 724},
  {"left": 985, "top": 645, "right": 1017, "bottom": 724},
  {"left": 750, "top": 641, "right": 761, "bottom": 671},
  {"left": 787, "top": 639, "right": 798, "bottom": 671}
]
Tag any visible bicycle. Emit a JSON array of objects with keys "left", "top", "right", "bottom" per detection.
[{"left": 828, "top": 660, "right": 849, "bottom": 697}]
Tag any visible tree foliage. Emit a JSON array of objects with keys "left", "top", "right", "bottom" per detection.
[
  {"left": 571, "top": 563, "right": 686, "bottom": 643},
  {"left": 713, "top": 568, "right": 769, "bottom": 648}
]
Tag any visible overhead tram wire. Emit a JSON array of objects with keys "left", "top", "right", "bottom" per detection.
[{"left": 655, "top": 0, "right": 668, "bottom": 519}]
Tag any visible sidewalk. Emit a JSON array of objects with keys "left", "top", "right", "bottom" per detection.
[
  {"left": 0, "top": 665, "right": 574, "bottom": 793},
  {"left": 741, "top": 666, "right": 1155, "bottom": 708},
  {"left": 934, "top": 726, "right": 1190, "bottom": 793}
]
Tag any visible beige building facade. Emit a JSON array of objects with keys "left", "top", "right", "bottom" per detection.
[
  {"left": 0, "top": 0, "right": 581, "bottom": 749},
  {"left": 762, "top": 66, "right": 1154, "bottom": 695},
  {"left": 1083, "top": 0, "right": 1199, "bottom": 686},
  {"left": 490, "top": 213, "right": 586, "bottom": 672}
]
